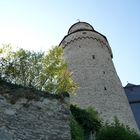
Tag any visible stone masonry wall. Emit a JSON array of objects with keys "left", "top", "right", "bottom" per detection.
[
  {"left": 60, "top": 22, "right": 139, "bottom": 132},
  {"left": 0, "top": 80, "right": 71, "bottom": 140}
]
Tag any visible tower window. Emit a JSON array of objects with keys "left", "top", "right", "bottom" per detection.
[
  {"left": 92, "top": 55, "right": 95, "bottom": 59},
  {"left": 103, "top": 71, "right": 105, "bottom": 74},
  {"left": 104, "top": 87, "right": 107, "bottom": 90}
]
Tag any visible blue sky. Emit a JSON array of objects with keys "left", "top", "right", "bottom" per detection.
[{"left": 0, "top": 0, "right": 140, "bottom": 86}]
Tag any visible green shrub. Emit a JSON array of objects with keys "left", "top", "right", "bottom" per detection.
[
  {"left": 96, "top": 117, "right": 140, "bottom": 140},
  {"left": 70, "top": 105, "right": 102, "bottom": 140},
  {"left": 70, "top": 105, "right": 102, "bottom": 132},
  {"left": 70, "top": 116, "right": 85, "bottom": 140}
]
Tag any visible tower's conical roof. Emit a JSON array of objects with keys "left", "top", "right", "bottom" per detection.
[{"left": 68, "top": 22, "right": 94, "bottom": 34}]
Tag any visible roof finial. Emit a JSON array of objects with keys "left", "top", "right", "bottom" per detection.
[{"left": 77, "top": 19, "right": 80, "bottom": 22}]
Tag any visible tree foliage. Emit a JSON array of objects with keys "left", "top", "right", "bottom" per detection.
[
  {"left": 0, "top": 44, "right": 77, "bottom": 94},
  {"left": 96, "top": 117, "right": 140, "bottom": 140}
]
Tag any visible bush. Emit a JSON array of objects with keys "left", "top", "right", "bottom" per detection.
[
  {"left": 70, "top": 105, "right": 102, "bottom": 140},
  {"left": 70, "top": 105, "right": 102, "bottom": 132},
  {"left": 70, "top": 116, "right": 85, "bottom": 140},
  {"left": 96, "top": 117, "right": 140, "bottom": 140}
]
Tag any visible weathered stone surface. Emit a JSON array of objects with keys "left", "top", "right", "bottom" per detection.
[
  {"left": 60, "top": 22, "right": 139, "bottom": 132},
  {"left": 0, "top": 82, "right": 71, "bottom": 140}
]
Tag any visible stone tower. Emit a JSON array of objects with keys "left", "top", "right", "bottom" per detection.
[{"left": 59, "top": 22, "right": 138, "bottom": 130}]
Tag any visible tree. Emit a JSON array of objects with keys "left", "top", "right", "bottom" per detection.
[{"left": 0, "top": 44, "right": 78, "bottom": 94}]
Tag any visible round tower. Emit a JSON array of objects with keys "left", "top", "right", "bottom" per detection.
[{"left": 59, "top": 22, "right": 138, "bottom": 130}]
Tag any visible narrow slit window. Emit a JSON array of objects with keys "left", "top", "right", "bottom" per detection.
[
  {"left": 104, "top": 87, "right": 107, "bottom": 90},
  {"left": 92, "top": 55, "right": 95, "bottom": 59}
]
